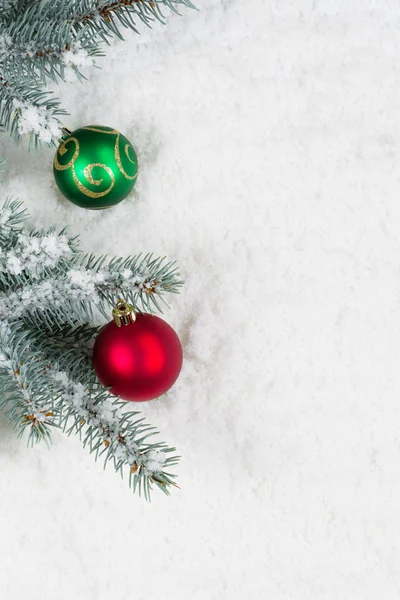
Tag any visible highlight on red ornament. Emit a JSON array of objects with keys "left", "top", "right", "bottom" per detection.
[{"left": 92, "top": 299, "right": 183, "bottom": 402}]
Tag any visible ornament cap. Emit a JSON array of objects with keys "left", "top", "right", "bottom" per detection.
[
  {"left": 59, "top": 126, "right": 72, "bottom": 142},
  {"left": 112, "top": 299, "right": 136, "bottom": 327}
]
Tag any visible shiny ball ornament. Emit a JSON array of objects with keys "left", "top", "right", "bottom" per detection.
[
  {"left": 53, "top": 125, "right": 138, "bottom": 209},
  {"left": 92, "top": 299, "right": 183, "bottom": 402}
]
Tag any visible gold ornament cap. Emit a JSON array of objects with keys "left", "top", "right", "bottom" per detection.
[{"left": 112, "top": 299, "right": 136, "bottom": 327}]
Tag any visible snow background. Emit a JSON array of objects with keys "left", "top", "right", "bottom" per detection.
[{"left": 1, "top": 0, "right": 400, "bottom": 598}]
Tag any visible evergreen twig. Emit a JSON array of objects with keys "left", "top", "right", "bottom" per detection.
[
  {"left": 0, "top": 0, "right": 194, "bottom": 145},
  {"left": 0, "top": 198, "right": 183, "bottom": 497}
]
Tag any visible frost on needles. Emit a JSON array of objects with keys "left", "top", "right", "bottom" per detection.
[
  {"left": 0, "top": 197, "right": 184, "bottom": 498},
  {"left": 0, "top": 0, "right": 194, "bottom": 146}
]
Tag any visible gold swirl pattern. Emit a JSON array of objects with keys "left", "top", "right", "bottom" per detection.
[
  {"left": 79, "top": 163, "right": 115, "bottom": 198},
  {"left": 83, "top": 126, "right": 137, "bottom": 182},
  {"left": 82, "top": 126, "right": 116, "bottom": 134},
  {"left": 54, "top": 137, "right": 115, "bottom": 199},
  {"left": 53, "top": 137, "right": 79, "bottom": 171},
  {"left": 114, "top": 140, "right": 138, "bottom": 181},
  {"left": 54, "top": 126, "right": 137, "bottom": 199}
]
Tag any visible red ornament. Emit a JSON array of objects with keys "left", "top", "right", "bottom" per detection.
[{"left": 93, "top": 299, "right": 183, "bottom": 402}]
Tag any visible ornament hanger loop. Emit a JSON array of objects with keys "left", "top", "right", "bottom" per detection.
[{"left": 112, "top": 298, "right": 136, "bottom": 327}]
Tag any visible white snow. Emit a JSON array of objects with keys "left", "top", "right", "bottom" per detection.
[
  {"left": 145, "top": 449, "right": 167, "bottom": 473},
  {"left": 3, "top": 232, "right": 72, "bottom": 275},
  {"left": 62, "top": 42, "right": 96, "bottom": 83},
  {"left": 67, "top": 267, "right": 102, "bottom": 299},
  {"left": 13, "top": 99, "right": 62, "bottom": 144},
  {"left": 62, "top": 42, "right": 94, "bottom": 69},
  {"left": 0, "top": 0, "right": 400, "bottom": 598}
]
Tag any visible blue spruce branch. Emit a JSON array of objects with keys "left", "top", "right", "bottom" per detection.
[
  {"left": 0, "top": 0, "right": 194, "bottom": 145},
  {"left": 0, "top": 198, "right": 183, "bottom": 498}
]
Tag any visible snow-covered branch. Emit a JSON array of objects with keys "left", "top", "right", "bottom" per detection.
[
  {"left": 53, "top": 370, "right": 179, "bottom": 497},
  {"left": 0, "top": 197, "right": 183, "bottom": 497},
  {"left": 0, "top": 0, "right": 194, "bottom": 144},
  {"left": 0, "top": 323, "right": 60, "bottom": 445}
]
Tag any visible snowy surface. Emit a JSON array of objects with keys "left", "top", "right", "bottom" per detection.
[{"left": 1, "top": 1, "right": 400, "bottom": 598}]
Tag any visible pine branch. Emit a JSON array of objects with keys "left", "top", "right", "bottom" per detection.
[
  {"left": 0, "top": 0, "right": 19, "bottom": 20},
  {"left": 0, "top": 78, "right": 66, "bottom": 146},
  {"left": 0, "top": 323, "right": 61, "bottom": 445},
  {"left": 0, "top": 196, "right": 184, "bottom": 498},
  {"left": 0, "top": 197, "right": 183, "bottom": 323},
  {"left": 20, "top": 320, "right": 179, "bottom": 497},
  {"left": 0, "top": 197, "right": 27, "bottom": 243},
  {"left": 54, "top": 370, "right": 179, "bottom": 498},
  {"left": 0, "top": 0, "right": 195, "bottom": 144}
]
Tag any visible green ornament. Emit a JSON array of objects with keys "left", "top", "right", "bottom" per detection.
[{"left": 53, "top": 125, "right": 138, "bottom": 209}]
